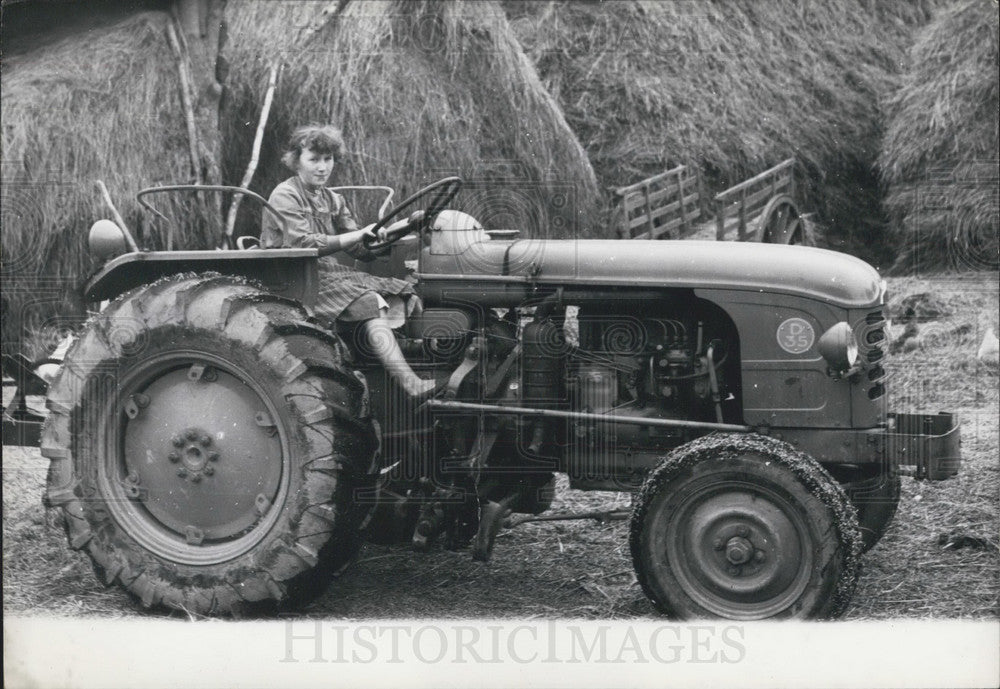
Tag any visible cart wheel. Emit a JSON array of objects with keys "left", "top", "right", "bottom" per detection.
[{"left": 760, "top": 195, "right": 803, "bottom": 245}]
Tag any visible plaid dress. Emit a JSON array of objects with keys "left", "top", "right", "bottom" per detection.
[{"left": 262, "top": 177, "right": 415, "bottom": 322}]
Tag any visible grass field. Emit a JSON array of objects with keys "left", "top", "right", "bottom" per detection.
[{"left": 2, "top": 274, "right": 997, "bottom": 620}]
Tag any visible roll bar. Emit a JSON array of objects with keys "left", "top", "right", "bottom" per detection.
[{"left": 136, "top": 185, "right": 288, "bottom": 248}]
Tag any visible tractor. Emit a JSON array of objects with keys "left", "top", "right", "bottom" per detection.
[{"left": 27, "top": 177, "right": 961, "bottom": 619}]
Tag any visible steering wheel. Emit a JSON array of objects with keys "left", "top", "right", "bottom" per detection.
[{"left": 364, "top": 176, "right": 462, "bottom": 252}]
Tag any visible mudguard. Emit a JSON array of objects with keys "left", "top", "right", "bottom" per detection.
[{"left": 82, "top": 249, "right": 319, "bottom": 308}]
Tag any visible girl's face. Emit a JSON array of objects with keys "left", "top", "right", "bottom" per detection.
[{"left": 296, "top": 147, "right": 334, "bottom": 189}]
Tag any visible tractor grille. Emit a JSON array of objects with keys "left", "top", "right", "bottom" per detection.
[{"left": 863, "top": 310, "right": 886, "bottom": 398}]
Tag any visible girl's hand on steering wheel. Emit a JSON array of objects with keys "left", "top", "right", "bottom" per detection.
[
  {"left": 374, "top": 212, "right": 425, "bottom": 243},
  {"left": 342, "top": 227, "right": 376, "bottom": 249}
]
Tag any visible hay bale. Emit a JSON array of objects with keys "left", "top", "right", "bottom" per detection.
[
  {"left": 879, "top": 1, "right": 999, "bottom": 274},
  {"left": 1, "top": 8, "right": 216, "bottom": 345},
  {"left": 223, "top": 0, "right": 600, "bottom": 239},
  {"left": 506, "top": 0, "right": 937, "bottom": 264}
]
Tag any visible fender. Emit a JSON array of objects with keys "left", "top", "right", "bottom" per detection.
[{"left": 83, "top": 248, "right": 320, "bottom": 308}]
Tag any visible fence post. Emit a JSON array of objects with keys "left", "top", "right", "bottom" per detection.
[
  {"left": 676, "top": 169, "right": 687, "bottom": 238},
  {"left": 696, "top": 167, "right": 708, "bottom": 221},
  {"left": 643, "top": 183, "right": 654, "bottom": 239},
  {"left": 738, "top": 187, "right": 747, "bottom": 241},
  {"left": 612, "top": 193, "right": 627, "bottom": 238}
]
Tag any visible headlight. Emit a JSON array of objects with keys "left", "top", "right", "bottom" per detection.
[
  {"left": 818, "top": 322, "right": 858, "bottom": 373},
  {"left": 846, "top": 335, "right": 859, "bottom": 366}
]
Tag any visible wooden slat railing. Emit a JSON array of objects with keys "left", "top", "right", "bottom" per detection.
[
  {"left": 612, "top": 165, "right": 707, "bottom": 240},
  {"left": 610, "top": 158, "right": 797, "bottom": 242},
  {"left": 713, "top": 159, "right": 795, "bottom": 241}
]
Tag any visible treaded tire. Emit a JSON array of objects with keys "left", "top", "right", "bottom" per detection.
[
  {"left": 41, "top": 273, "right": 378, "bottom": 615},
  {"left": 629, "top": 433, "right": 862, "bottom": 620}
]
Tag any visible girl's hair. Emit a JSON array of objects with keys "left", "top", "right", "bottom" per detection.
[{"left": 280, "top": 125, "right": 346, "bottom": 171}]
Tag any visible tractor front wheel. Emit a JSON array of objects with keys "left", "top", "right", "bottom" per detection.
[{"left": 630, "top": 434, "right": 861, "bottom": 620}]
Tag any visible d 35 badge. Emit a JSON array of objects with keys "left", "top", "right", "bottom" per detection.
[{"left": 777, "top": 317, "right": 815, "bottom": 354}]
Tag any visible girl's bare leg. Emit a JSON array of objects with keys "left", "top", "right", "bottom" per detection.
[{"left": 362, "top": 316, "right": 436, "bottom": 397}]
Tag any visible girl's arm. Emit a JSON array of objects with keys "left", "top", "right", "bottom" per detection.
[
  {"left": 264, "top": 186, "right": 373, "bottom": 256},
  {"left": 333, "top": 194, "right": 383, "bottom": 261}
]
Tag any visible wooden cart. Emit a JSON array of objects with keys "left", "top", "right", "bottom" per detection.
[{"left": 611, "top": 158, "right": 805, "bottom": 244}]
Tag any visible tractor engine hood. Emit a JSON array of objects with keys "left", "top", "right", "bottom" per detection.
[{"left": 420, "top": 234, "right": 883, "bottom": 308}]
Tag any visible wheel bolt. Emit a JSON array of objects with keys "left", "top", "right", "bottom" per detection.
[
  {"left": 754, "top": 551, "right": 765, "bottom": 562},
  {"left": 204, "top": 466, "right": 215, "bottom": 476},
  {"left": 737, "top": 526, "right": 750, "bottom": 538},
  {"left": 191, "top": 474, "right": 202, "bottom": 483},
  {"left": 713, "top": 538, "right": 725, "bottom": 551},
  {"left": 168, "top": 452, "right": 180, "bottom": 463},
  {"left": 200, "top": 435, "right": 212, "bottom": 447},
  {"left": 172, "top": 435, "right": 185, "bottom": 448},
  {"left": 727, "top": 565, "right": 740, "bottom": 576},
  {"left": 177, "top": 468, "right": 187, "bottom": 478},
  {"left": 208, "top": 452, "right": 220, "bottom": 462}
]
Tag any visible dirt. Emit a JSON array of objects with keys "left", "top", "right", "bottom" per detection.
[{"left": 2, "top": 274, "right": 997, "bottom": 620}]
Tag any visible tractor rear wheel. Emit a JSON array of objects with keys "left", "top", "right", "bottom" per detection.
[
  {"left": 630, "top": 434, "right": 861, "bottom": 620},
  {"left": 41, "top": 274, "right": 378, "bottom": 615}
]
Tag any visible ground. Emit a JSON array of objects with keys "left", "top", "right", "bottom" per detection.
[{"left": 2, "top": 274, "right": 997, "bottom": 620}]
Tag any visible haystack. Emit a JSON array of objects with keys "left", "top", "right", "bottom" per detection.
[
  {"left": 223, "top": 0, "right": 600, "bottom": 238},
  {"left": 1, "top": 8, "right": 215, "bottom": 345},
  {"left": 879, "top": 0, "right": 999, "bottom": 274},
  {"left": 1, "top": 0, "right": 600, "bottom": 347},
  {"left": 506, "top": 0, "right": 937, "bottom": 265}
]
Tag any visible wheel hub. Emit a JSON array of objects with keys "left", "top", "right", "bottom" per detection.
[
  {"left": 665, "top": 482, "right": 812, "bottom": 618},
  {"left": 167, "top": 429, "right": 220, "bottom": 480},
  {"left": 120, "top": 361, "right": 284, "bottom": 548},
  {"left": 724, "top": 536, "right": 754, "bottom": 565}
]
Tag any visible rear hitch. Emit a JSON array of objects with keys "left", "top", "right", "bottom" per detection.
[{"left": 2, "top": 354, "right": 51, "bottom": 447}]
